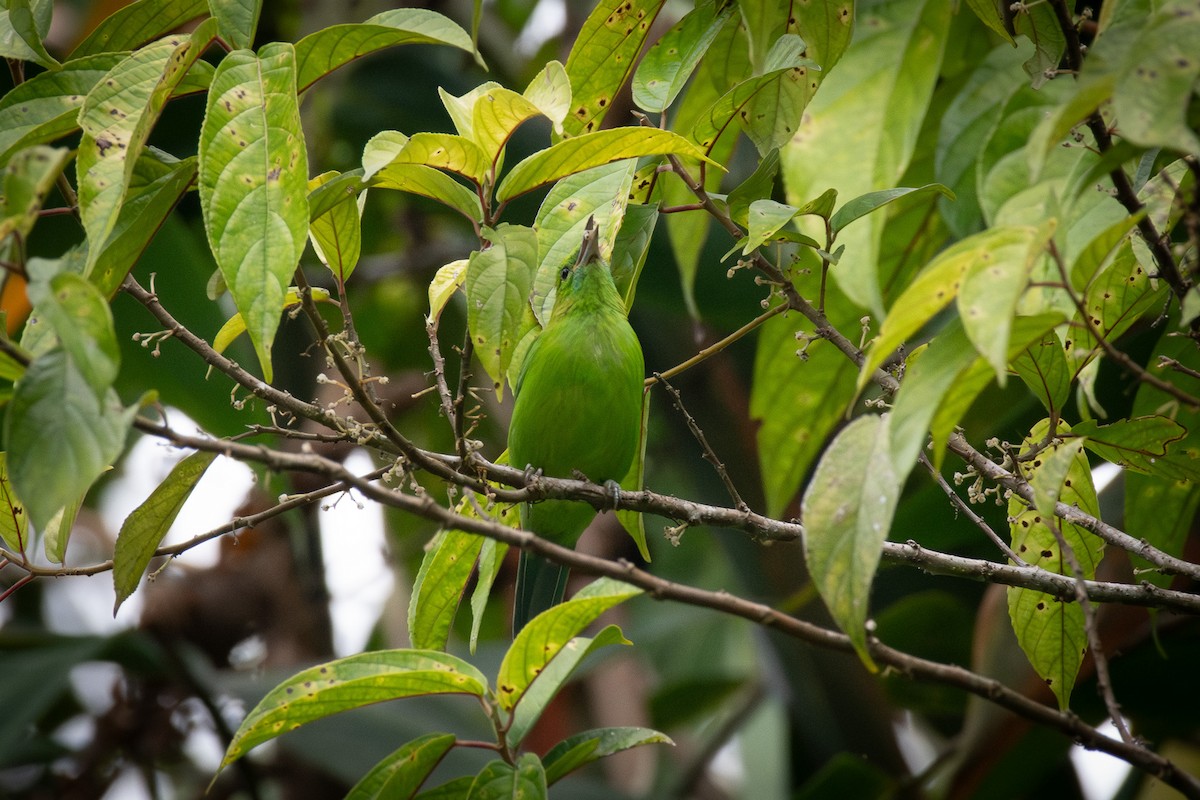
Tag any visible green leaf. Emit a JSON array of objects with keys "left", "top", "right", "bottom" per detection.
[
  {"left": 543, "top": 727, "right": 673, "bottom": 785},
  {"left": 781, "top": 0, "right": 951, "bottom": 313},
  {"left": 0, "top": 145, "right": 71, "bottom": 242},
  {"left": 829, "top": 184, "right": 955, "bottom": 237},
  {"left": 112, "top": 451, "right": 217, "bottom": 613},
  {"left": 408, "top": 525, "right": 484, "bottom": 652},
  {"left": 561, "top": 0, "right": 667, "bottom": 136},
  {"left": 495, "top": 577, "right": 641, "bottom": 711},
  {"left": 469, "top": 87, "right": 542, "bottom": 169},
  {"left": 42, "top": 493, "right": 83, "bottom": 568},
  {"left": 1011, "top": 332, "right": 1072, "bottom": 416},
  {"left": 523, "top": 61, "right": 571, "bottom": 137},
  {"left": 616, "top": 387, "right": 652, "bottom": 560},
  {"left": 211, "top": 287, "right": 330, "bottom": 356},
  {"left": 860, "top": 225, "right": 1038, "bottom": 389},
  {"left": 77, "top": 22, "right": 217, "bottom": 275},
  {"left": 90, "top": 151, "right": 198, "bottom": 298},
  {"left": 957, "top": 221, "right": 1050, "bottom": 382},
  {"left": 469, "top": 536, "right": 509, "bottom": 654},
  {"left": 466, "top": 224, "right": 538, "bottom": 399},
  {"left": 307, "top": 171, "right": 363, "bottom": 283},
  {"left": 742, "top": 199, "right": 822, "bottom": 254},
  {"left": 690, "top": 54, "right": 818, "bottom": 154},
  {"left": 70, "top": 0, "right": 208, "bottom": 58},
  {"left": 742, "top": 35, "right": 822, "bottom": 156},
  {"left": 209, "top": 0, "right": 261, "bottom": 50},
  {"left": 0, "top": 54, "right": 121, "bottom": 166},
  {"left": 962, "top": 0, "right": 1016, "bottom": 43},
  {"left": 4, "top": 350, "right": 133, "bottom": 531},
  {"left": 1030, "top": 439, "right": 1085, "bottom": 518},
  {"left": 1007, "top": 419, "right": 1101, "bottom": 710},
  {"left": 888, "top": 321, "right": 979, "bottom": 478},
  {"left": 1070, "top": 416, "right": 1196, "bottom": 480},
  {"left": 467, "top": 754, "right": 546, "bottom": 800},
  {"left": 897, "top": 313, "right": 1063, "bottom": 471},
  {"left": 427, "top": 259, "right": 468, "bottom": 324},
  {"left": 1064, "top": 241, "right": 1165, "bottom": 376},
  {"left": 345, "top": 733, "right": 456, "bottom": 800},
  {"left": 1111, "top": 1, "right": 1200, "bottom": 155},
  {"left": 752, "top": 302, "right": 858, "bottom": 516},
  {"left": 414, "top": 777, "right": 475, "bottom": 800},
  {"left": 306, "top": 168, "right": 365, "bottom": 221},
  {"left": 507, "top": 625, "right": 631, "bottom": 746},
  {"left": 27, "top": 273, "right": 120, "bottom": 402},
  {"left": 632, "top": 0, "right": 734, "bottom": 114},
  {"left": 198, "top": 42, "right": 309, "bottom": 383},
  {"left": 497, "top": 127, "right": 714, "bottom": 202},
  {"left": 362, "top": 131, "right": 483, "bottom": 222},
  {"left": 1013, "top": 3, "right": 1065, "bottom": 89},
  {"left": 294, "top": 8, "right": 477, "bottom": 94},
  {"left": 220, "top": 649, "right": 489, "bottom": 770},
  {"left": 375, "top": 132, "right": 489, "bottom": 186},
  {"left": 530, "top": 161, "right": 636, "bottom": 325},
  {"left": 1068, "top": 210, "right": 1143, "bottom": 291},
  {"left": 801, "top": 414, "right": 900, "bottom": 671},
  {"left": 0, "top": 453, "right": 29, "bottom": 554},
  {"left": 1126, "top": 331, "right": 1200, "bottom": 588},
  {"left": 727, "top": 148, "right": 781, "bottom": 227},
  {"left": 0, "top": 0, "right": 59, "bottom": 69}
]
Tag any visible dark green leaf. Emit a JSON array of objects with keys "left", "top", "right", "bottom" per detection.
[
  {"left": 345, "top": 733, "right": 456, "bottom": 800},
  {"left": 543, "top": 727, "right": 673, "bottom": 785},
  {"left": 71, "top": 0, "right": 208, "bottom": 57}
]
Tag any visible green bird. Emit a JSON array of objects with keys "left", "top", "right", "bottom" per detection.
[{"left": 507, "top": 218, "right": 645, "bottom": 632}]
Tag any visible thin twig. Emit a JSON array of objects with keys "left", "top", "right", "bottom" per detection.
[
  {"left": 1158, "top": 356, "right": 1200, "bottom": 382},
  {"left": 654, "top": 372, "right": 748, "bottom": 510},
  {"left": 424, "top": 318, "right": 458, "bottom": 428},
  {"left": 920, "top": 453, "right": 1024, "bottom": 564},
  {"left": 1047, "top": 239, "right": 1199, "bottom": 408},
  {"left": 645, "top": 302, "right": 787, "bottom": 387}
]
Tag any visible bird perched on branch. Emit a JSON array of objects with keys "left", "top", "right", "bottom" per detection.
[{"left": 507, "top": 217, "right": 645, "bottom": 632}]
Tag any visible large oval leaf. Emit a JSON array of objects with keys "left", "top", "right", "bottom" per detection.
[
  {"left": 1006, "top": 419, "right": 1102, "bottom": 711},
  {"left": 465, "top": 224, "right": 538, "bottom": 398},
  {"left": 495, "top": 577, "right": 641, "bottom": 711},
  {"left": 345, "top": 733, "right": 456, "bottom": 800},
  {"left": 294, "top": 8, "right": 477, "bottom": 94},
  {"left": 561, "top": 0, "right": 667, "bottom": 137},
  {"left": 220, "top": 650, "right": 489, "bottom": 770},
  {"left": 198, "top": 42, "right": 309, "bottom": 383},
  {"left": 70, "top": 0, "right": 207, "bottom": 57},
  {"left": 631, "top": 0, "right": 733, "bottom": 114},
  {"left": 4, "top": 350, "right": 134, "bottom": 532},
  {"left": 496, "top": 127, "right": 712, "bottom": 202},
  {"left": 77, "top": 22, "right": 217, "bottom": 274},
  {"left": 801, "top": 414, "right": 900, "bottom": 671}
]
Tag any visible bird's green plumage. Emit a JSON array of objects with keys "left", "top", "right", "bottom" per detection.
[{"left": 507, "top": 225, "right": 644, "bottom": 630}]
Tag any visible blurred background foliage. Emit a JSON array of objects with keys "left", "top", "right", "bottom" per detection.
[{"left": 1, "top": 1, "right": 1197, "bottom": 799}]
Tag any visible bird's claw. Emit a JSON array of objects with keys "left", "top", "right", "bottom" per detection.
[
  {"left": 522, "top": 465, "right": 542, "bottom": 484},
  {"left": 603, "top": 479, "right": 622, "bottom": 511}
]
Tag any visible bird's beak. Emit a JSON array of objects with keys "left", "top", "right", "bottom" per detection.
[{"left": 576, "top": 216, "right": 601, "bottom": 267}]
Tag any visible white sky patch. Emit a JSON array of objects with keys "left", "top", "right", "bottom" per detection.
[
  {"left": 99, "top": 411, "right": 255, "bottom": 572},
  {"left": 515, "top": 0, "right": 567, "bottom": 57},
  {"left": 1071, "top": 719, "right": 1133, "bottom": 800},
  {"left": 319, "top": 448, "right": 394, "bottom": 657}
]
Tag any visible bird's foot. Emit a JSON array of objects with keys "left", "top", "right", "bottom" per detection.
[{"left": 602, "top": 479, "right": 622, "bottom": 511}]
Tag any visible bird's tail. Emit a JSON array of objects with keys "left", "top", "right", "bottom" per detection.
[{"left": 513, "top": 552, "right": 570, "bottom": 634}]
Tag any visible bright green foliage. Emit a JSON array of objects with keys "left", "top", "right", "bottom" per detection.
[{"left": 344, "top": 733, "right": 456, "bottom": 800}]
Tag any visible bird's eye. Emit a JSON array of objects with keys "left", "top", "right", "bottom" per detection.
[{"left": 560, "top": 266, "right": 570, "bottom": 282}]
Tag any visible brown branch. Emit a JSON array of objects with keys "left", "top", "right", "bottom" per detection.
[
  {"left": 654, "top": 373, "right": 748, "bottom": 511},
  {"left": 125, "top": 419, "right": 1200, "bottom": 798}
]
